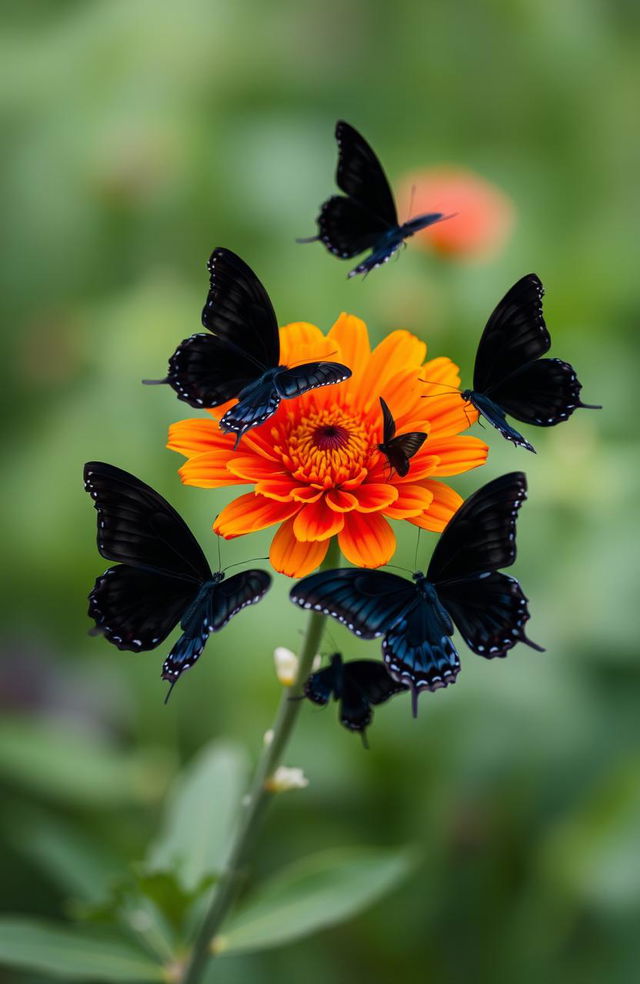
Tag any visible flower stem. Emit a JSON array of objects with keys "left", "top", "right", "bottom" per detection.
[{"left": 180, "top": 539, "right": 339, "bottom": 984}]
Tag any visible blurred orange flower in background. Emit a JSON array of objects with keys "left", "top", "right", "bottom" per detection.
[
  {"left": 168, "top": 315, "right": 488, "bottom": 578},
  {"left": 398, "top": 167, "right": 515, "bottom": 260}
]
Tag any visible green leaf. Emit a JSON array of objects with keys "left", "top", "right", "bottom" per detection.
[
  {"left": 146, "top": 740, "right": 249, "bottom": 893},
  {"left": 0, "top": 718, "right": 167, "bottom": 807},
  {"left": 219, "top": 846, "right": 416, "bottom": 955},
  {"left": 0, "top": 919, "right": 164, "bottom": 981}
]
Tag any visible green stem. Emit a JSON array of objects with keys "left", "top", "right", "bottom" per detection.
[{"left": 180, "top": 538, "right": 339, "bottom": 984}]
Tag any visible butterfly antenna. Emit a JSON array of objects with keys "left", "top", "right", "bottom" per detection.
[
  {"left": 215, "top": 527, "right": 222, "bottom": 572},
  {"left": 418, "top": 378, "right": 462, "bottom": 393},
  {"left": 411, "top": 686, "right": 419, "bottom": 719},
  {"left": 164, "top": 680, "right": 178, "bottom": 705},
  {"left": 360, "top": 730, "right": 370, "bottom": 751},
  {"left": 296, "top": 235, "right": 320, "bottom": 244},
  {"left": 406, "top": 183, "right": 416, "bottom": 222},
  {"left": 288, "top": 349, "right": 339, "bottom": 368},
  {"left": 384, "top": 563, "right": 413, "bottom": 576},
  {"left": 222, "top": 556, "right": 269, "bottom": 573}
]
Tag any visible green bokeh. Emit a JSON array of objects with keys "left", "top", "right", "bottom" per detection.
[{"left": 1, "top": 0, "right": 638, "bottom": 981}]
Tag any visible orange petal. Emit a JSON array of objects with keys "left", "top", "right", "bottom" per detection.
[
  {"left": 408, "top": 481, "right": 463, "bottom": 532},
  {"left": 227, "top": 455, "right": 287, "bottom": 482},
  {"left": 178, "top": 452, "right": 238, "bottom": 488},
  {"left": 279, "top": 321, "right": 335, "bottom": 366},
  {"left": 270, "top": 519, "right": 329, "bottom": 578},
  {"left": 375, "top": 453, "right": 439, "bottom": 483},
  {"left": 293, "top": 498, "right": 345, "bottom": 541},
  {"left": 168, "top": 419, "right": 232, "bottom": 457},
  {"left": 327, "top": 313, "right": 370, "bottom": 381},
  {"left": 214, "top": 493, "right": 299, "bottom": 538},
  {"left": 326, "top": 489, "right": 358, "bottom": 512},
  {"left": 360, "top": 331, "right": 426, "bottom": 410},
  {"left": 420, "top": 356, "right": 461, "bottom": 394},
  {"left": 291, "top": 486, "right": 324, "bottom": 503},
  {"left": 425, "top": 436, "right": 488, "bottom": 476},
  {"left": 255, "top": 479, "right": 298, "bottom": 501},
  {"left": 384, "top": 483, "right": 434, "bottom": 519},
  {"left": 353, "top": 483, "right": 398, "bottom": 512},
  {"left": 339, "top": 512, "right": 396, "bottom": 568}
]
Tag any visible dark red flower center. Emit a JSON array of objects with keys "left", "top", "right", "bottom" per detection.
[{"left": 312, "top": 424, "right": 350, "bottom": 451}]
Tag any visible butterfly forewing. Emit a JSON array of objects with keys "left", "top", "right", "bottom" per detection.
[
  {"left": 473, "top": 274, "right": 550, "bottom": 394},
  {"left": 84, "top": 462, "right": 211, "bottom": 582},
  {"left": 202, "top": 248, "right": 279, "bottom": 369},
  {"left": 427, "top": 473, "right": 527, "bottom": 584},
  {"left": 290, "top": 569, "right": 416, "bottom": 639},
  {"left": 208, "top": 570, "right": 272, "bottom": 631},
  {"left": 335, "top": 121, "right": 398, "bottom": 226},
  {"left": 89, "top": 566, "right": 196, "bottom": 652}
]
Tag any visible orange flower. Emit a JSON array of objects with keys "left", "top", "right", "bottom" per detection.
[
  {"left": 397, "top": 167, "right": 515, "bottom": 261},
  {"left": 168, "top": 315, "right": 488, "bottom": 578}
]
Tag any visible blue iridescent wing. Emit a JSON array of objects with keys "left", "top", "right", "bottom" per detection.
[
  {"left": 435, "top": 571, "right": 543, "bottom": 659},
  {"left": 382, "top": 599, "right": 460, "bottom": 711},
  {"left": 290, "top": 569, "right": 416, "bottom": 639},
  {"left": 219, "top": 379, "right": 282, "bottom": 447},
  {"left": 465, "top": 392, "right": 535, "bottom": 452},
  {"left": 209, "top": 570, "right": 272, "bottom": 631},
  {"left": 275, "top": 362, "right": 351, "bottom": 399}
]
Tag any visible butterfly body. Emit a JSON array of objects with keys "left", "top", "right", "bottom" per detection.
[
  {"left": 300, "top": 121, "right": 448, "bottom": 278},
  {"left": 377, "top": 396, "right": 427, "bottom": 477},
  {"left": 84, "top": 462, "right": 272, "bottom": 695},
  {"left": 304, "top": 652, "right": 407, "bottom": 738},
  {"left": 461, "top": 274, "right": 601, "bottom": 452},
  {"left": 291, "top": 473, "right": 543, "bottom": 713},
  {"left": 145, "top": 248, "right": 350, "bottom": 445}
]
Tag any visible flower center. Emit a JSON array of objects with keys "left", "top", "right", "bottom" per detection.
[
  {"left": 273, "top": 407, "right": 374, "bottom": 488},
  {"left": 312, "top": 424, "right": 350, "bottom": 451}
]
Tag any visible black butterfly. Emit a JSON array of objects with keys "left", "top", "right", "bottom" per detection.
[
  {"left": 291, "top": 473, "right": 543, "bottom": 714},
  {"left": 304, "top": 652, "right": 407, "bottom": 744},
  {"left": 298, "top": 121, "right": 448, "bottom": 277},
  {"left": 84, "top": 462, "right": 271, "bottom": 697},
  {"left": 144, "top": 248, "right": 351, "bottom": 446},
  {"left": 378, "top": 397, "right": 427, "bottom": 477},
  {"left": 459, "top": 274, "right": 601, "bottom": 452}
]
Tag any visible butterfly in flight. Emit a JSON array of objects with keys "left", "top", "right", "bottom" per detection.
[
  {"left": 144, "top": 248, "right": 351, "bottom": 446},
  {"left": 84, "top": 462, "right": 271, "bottom": 698},
  {"left": 291, "top": 472, "right": 543, "bottom": 714},
  {"left": 457, "top": 274, "right": 601, "bottom": 452},
  {"left": 298, "top": 120, "right": 449, "bottom": 277},
  {"left": 377, "top": 397, "right": 427, "bottom": 477},
  {"left": 304, "top": 652, "right": 407, "bottom": 745}
]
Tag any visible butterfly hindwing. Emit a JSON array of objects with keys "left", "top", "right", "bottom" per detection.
[
  {"left": 290, "top": 569, "right": 416, "bottom": 639},
  {"left": 304, "top": 653, "right": 407, "bottom": 735},
  {"left": 83, "top": 462, "right": 211, "bottom": 582},
  {"left": 488, "top": 357, "right": 600, "bottom": 426},
  {"left": 381, "top": 592, "right": 460, "bottom": 702},
  {"left": 276, "top": 362, "right": 352, "bottom": 399},
  {"left": 317, "top": 196, "right": 390, "bottom": 258},
  {"left": 165, "top": 333, "right": 257, "bottom": 409},
  {"left": 208, "top": 570, "right": 273, "bottom": 631}
]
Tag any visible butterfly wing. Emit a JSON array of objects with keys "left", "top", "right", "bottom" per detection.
[
  {"left": 384, "top": 433, "right": 428, "bottom": 477},
  {"left": 275, "top": 362, "right": 351, "bottom": 399},
  {"left": 219, "top": 378, "right": 282, "bottom": 446},
  {"left": 487, "top": 357, "right": 601, "bottom": 426},
  {"left": 317, "top": 196, "right": 391, "bottom": 258},
  {"left": 435, "top": 571, "right": 543, "bottom": 659},
  {"left": 209, "top": 570, "right": 272, "bottom": 631},
  {"left": 163, "top": 333, "right": 257, "bottom": 409},
  {"left": 427, "top": 472, "right": 527, "bottom": 583},
  {"left": 382, "top": 598, "right": 460, "bottom": 705},
  {"left": 89, "top": 566, "right": 197, "bottom": 652},
  {"left": 335, "top": 121, "right": 398, "bottom": 226},
  {"left": 290, "top": 569, "right": 416, "bottom": 639},
  {"left": 379, "top": 396, "right": 396, "bottom": 443},
  {"left": 473, "top": 274, "right": 549, "bottom": 394},
  {"left": 84, "top": 462, "right": 211, "bottom": 582},
  {"left": 304, "top": 661, "right": 339, "bottom": 707},
  {"left": 202, "top": 247, "right": 280, "bottom": 369}
]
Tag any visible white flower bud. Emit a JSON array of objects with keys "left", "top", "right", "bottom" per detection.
[
  {"left": 273, "top": 646, "right": 299, "bottom": 686},
  {"left": 263, "top": 728, "right": 274, "bottom": 746},
  {"left": 265, "top": 765, "right": 309, "bottom": 793}
]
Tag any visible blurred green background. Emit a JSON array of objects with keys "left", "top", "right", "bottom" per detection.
[{"left": 2, "top": 0, "right": 639, "bottom": 981}]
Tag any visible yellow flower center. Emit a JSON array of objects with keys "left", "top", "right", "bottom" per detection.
[{"left": 274, "top": 407, "right": 374, "bottom": 487}]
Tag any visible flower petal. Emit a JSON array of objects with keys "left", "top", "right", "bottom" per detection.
[
  {"left": 293, "top": 498, "right": 345, "bottom": 541},
  {"left": 425, "top": 436, "right": 488, "bottom": 476},
  {"left": 384, "top": 484, "right": 434, "bottom": 519},
  {"left": 353, "top": 483, "right": 398, "bottom": 512},
  {"left": 339, "top": 512, "right": 396, "bottom": 568},
  {"left": 326, "top": 489, "right": 358, "bottom": 512},
  {"left": 408, "top": 481, "right": 462, "bottom": 532},
  {"left": 420, "top": 356, "right": 461, "bottom": 394},
  {"left": 179, "top": 452, "right": 238, "bottom": 487},
  {"left": 279, "top": 321, "right": 335, "bottom": 365},
  {"left": 226, "top": 455, "right": 286, "bottom": 482},
  {"left": 327, "top": 313, "right": 370, "bottom": 380},
  {"left": 270, "top": 519, "right": 329, "bottom": 577},
  {"left": 168, "top": 419, "right": 231, "bottom": 457},
  {"left": 360, "top": 331, "right": 426, "bottom": 410},
  {"left": 424, "top": 397, "right": 479, "bottom": 438},
  {"left": 214, "top": 493, "right": 299, "bottom": 538},
  {"left": 255, "top": 479, "right": 298, "bottom": 501}
]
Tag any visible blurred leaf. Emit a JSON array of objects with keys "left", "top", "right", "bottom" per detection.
[
  {"left": 0, "top": 918, "right": 164, "bottom": 981},
  {"left": 218, "top": 846, "right": 416, "bottom": 955},
  {"left": 147, "top": 740, "right": 249, "bottom": 892},
  {"left": 0, "top": 717, "right": 167, "bottom": 807}
]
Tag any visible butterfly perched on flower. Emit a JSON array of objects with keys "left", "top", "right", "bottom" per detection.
[
  {"left": 298, "top": 121, "right": 449, "bottom": 277},
  {"left": 377, "top": 396, "right": 427, "bottom": 477},
  {"left": 144, "top": 248, "right": 351, "bottom": 446},
  {"left": 458, "top": 274, "right": 601, "bottom": 452},
  {"left": 84, "top": 462, "right": 271, "bottom": 697},
  {"left": 291, "top": 473, "right": 543, "bottom": 714},
  {"left": 304, "top": 652, "right": 407, "bottom": 742}
]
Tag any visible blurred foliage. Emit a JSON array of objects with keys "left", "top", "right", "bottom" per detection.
[{"left": 1, "top": 0, "right": 639, "bottom": 981}]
